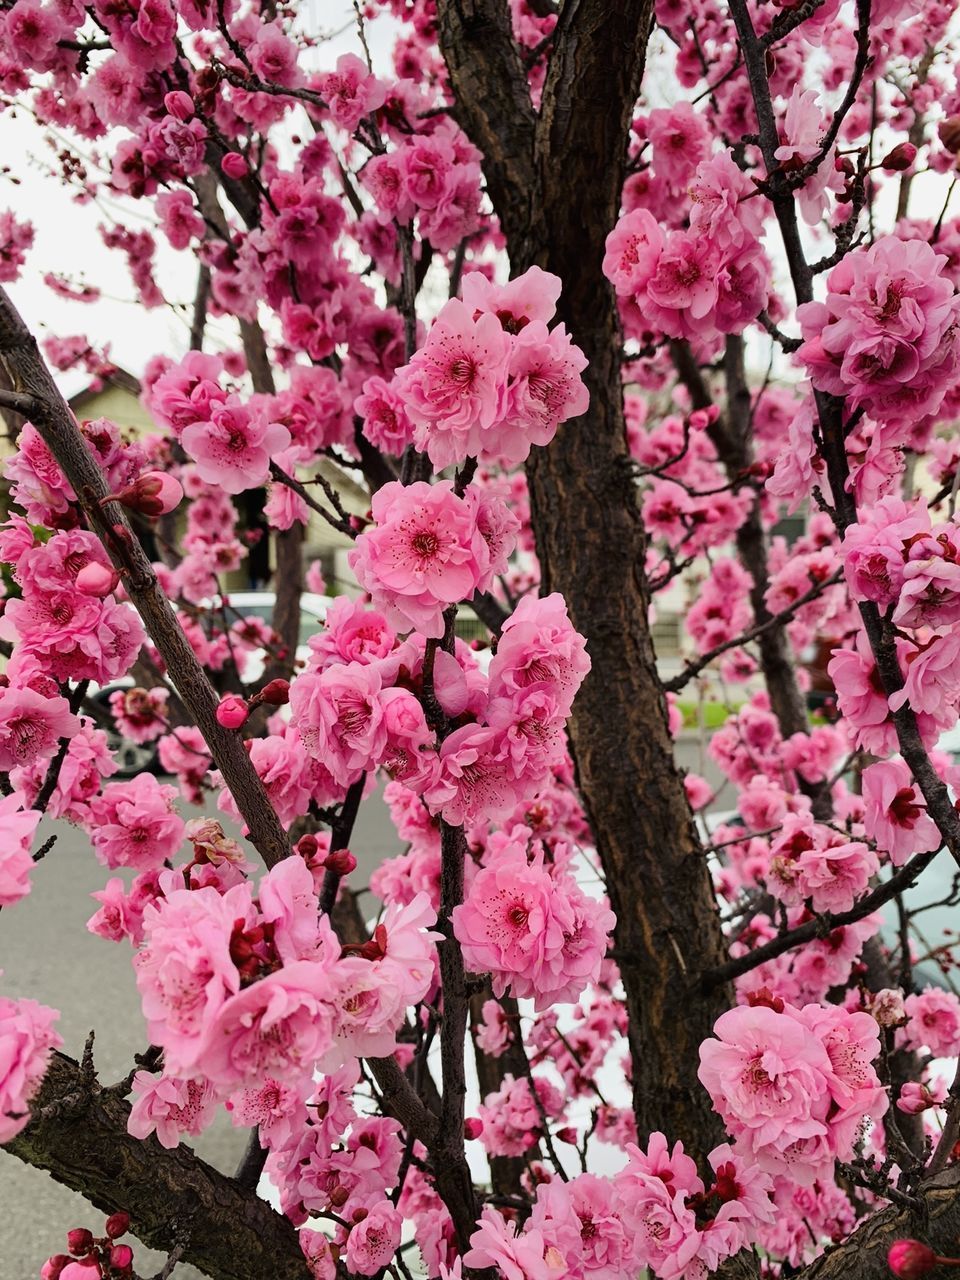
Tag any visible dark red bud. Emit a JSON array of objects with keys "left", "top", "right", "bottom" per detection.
[
  {"left": 67, "top": 1229, "right": 94, "bottom": 1256},
  {"left": 881, "top": 142, "right": 917, "bottom": 172},
  {"left": 258, "top": 678, "right": 290, "bottom": 706},
  {"left": 110, "top": 1243, "right": 134, "bottom": 1269},
  {"left": 329, "top": 1184, "right": 350, "bottom": 1208},
  {"left": 323, "top": 849, "right": 357, "bottom": 877},
  {"left": 105, "top": 1212, "right": 130, "bottom": 1239}
]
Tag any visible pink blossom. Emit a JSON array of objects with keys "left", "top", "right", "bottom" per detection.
[
  {"left": 289, "top": 660, "right": 387, "bottom": 788},
  {"left": 862, "top": 759, "right": 940, "bottom": 866},
  {"left": 348, "top": 481, "right": 492, "bottom": 638},
  {"left": 134, "top": 884, "right": 251, "bottom": 1075},
  {"left": 307, "top": 596, "right": 396, "bottom": 670},
  {"left": 797, "top": 237, "right": 960, "bottom": 424},
  {"left": 317, "top": 53, "right": 386, "bottom": 132},
  {"left": 0, "top": 793, "right": 41, "bottom": 907},
  {"left": 201, "top": 961, "right": 337, "bottom": 1088},
  {"left": 344, "top": 1201, "right": 402, "bottom": 1276},
  {"left": 127, "top": 1071, "right": 218, "bottom": 1148},
  {"left": 355, "top": 375, "right": 415, "bottom": 456},
  {"left": 903, "top": 988, "right": 960, "bottom": 1057},
  {"left": 0, "top": 685, "right": 79, "bottom": 771},
  {"left": 181, "top": 399, "right": 291, "bottom": 495},
  {"left": 88, "top": 773, "right": 184, "bottom": 870},
  {"left": 0, "top": 992, "right": 62, "bottom": 1143},
  {"left": 489, "top": 592, "right": 591, "bottom": 718},
  {"left": 397, "top": 297, "right": 510, "bottom": 469}
]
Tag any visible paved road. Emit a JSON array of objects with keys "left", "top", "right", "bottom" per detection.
[{"left": 0, "top": 785, "right": 399, "bottom": 1280}]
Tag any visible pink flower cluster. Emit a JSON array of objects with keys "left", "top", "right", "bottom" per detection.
[
  {"left": 133, "top": 853, "right": 438, "bottom": 1087},
  {"left": 452, "top": 839, "right": 614, "bottom": 1008},
  {"left": 797, "top": 236, "right": 960, "bottom": 426},
  {"left": 698, "top": 998, "right": 888, "bottom": 1184},
  {"left": 465, "top": 1133, "right": 775, "bottom": 1280},
  {"left": 386, "top": 268, "right": 589, "bottom": 469},
  {"left": 0, "top": 525, "right": 144, "bottom": 686},
  {"left": 0, "top": 208, "right": 35, "bottom": 283},
  {"left": 348, "top": 480, "right": 518, "bottom": 638},
  {"left": 359, "top": 117, "right": 483, "bottom": 252},
  {"left": 604, "top": 152, "right": 771, "bottom": 350}
]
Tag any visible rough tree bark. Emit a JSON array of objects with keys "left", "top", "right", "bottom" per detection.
[
  {"left": 4, "top": 1054, "right": 312, "bottom": 1280},
  {"left": 436, "top": 0, "right": 732, "bottom": 1153}
]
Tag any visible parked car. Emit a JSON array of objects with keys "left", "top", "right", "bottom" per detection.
[{"left": 92, "top": 591, "right": 332, "bottom": 777}]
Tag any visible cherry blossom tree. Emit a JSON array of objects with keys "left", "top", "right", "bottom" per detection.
[{"left": 3, "top": 1, "right": 960, "bottom": 1279}]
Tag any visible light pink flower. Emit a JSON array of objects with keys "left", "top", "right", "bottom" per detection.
[
  {"left": 289, "top": 660, "right": 388, "bottom": 788},
  {"left": 344, "top": 1201, "right": 402, "bottom": 1277},
  {"left": 88, "top": 773, "right": 184, "bottom": 870},
  {"left": 0, "top": 793, "right": 42, "bottom": 907},
  {"left": 862, "top": 759, "right": 940, "bottom": 866},
  {"left": 127, "top": 1071, "right": 218, "bottom": 1148},
  {"left": 348, "top": 480, "right": 490, "bottom": 638},
  {"left": 0, "top": 992, "right": 62, "bottom": 1143},
  {"left": 181, "top": 398, "right": 291, "bottom": 495}
]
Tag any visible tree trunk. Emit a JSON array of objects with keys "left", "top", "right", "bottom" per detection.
[{"left": 436, "top": 0, "right": 733, "bottom": 1155}]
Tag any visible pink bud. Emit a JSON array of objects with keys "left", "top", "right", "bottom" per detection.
[
  {"left": 66, "top": 1229, "right": 94, "bottom": 1257},
  {"left": 221, "top": 151, "right": 248, "bottom": 179},
  {"left": 42, "top": 1255, "right": 72, "bottom": 1280},
  {"left": 323, "top": 849, "right": 357, "bottom": 877},
  {"left": 887, "top": 1241, "right": 939, "bottom": 1279},
  {"left": 109, "top": 1244, "right": 134, "bottom": 1269},
  {"left": 258, "top": 678, "right": 290, "bottom": 706},
  {"left": 75, "top": 561, "right": 120, "bottom": 597},
  {"left": 349, "top": 514, "right": 366, "bottom": 532},
  {"left": 216, "top": 695, "right": 249, "bottom": 729},
  {"left": 688, "top": 409, "right": 712, "bottom": 430},
  {"left": 556, "top": 1126, "right": 579, "bottom": 1144},
  {"left": 881, "top": 142, "right": 917, "bottom": 172},
  {"left": 104, "top": 1212, "right": 130, "bottom": 1239},
  {"left": 121, "top": 471, "right": 183, "bottom": 517},
  {"left": 463, "top": 1118, "right": 483, "bottom": 1140},
  {"left": 164, "top": 90, "right": 194, "bottom": 121}
]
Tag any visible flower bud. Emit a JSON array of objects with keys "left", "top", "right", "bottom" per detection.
[
  {"left": 216, "top": 695, "right": 249, "bottom": 729},
  {"left": 556, "top": 1126, "right": 579, "bottom": 1144},
  {"left": 296, "top": 834, "right": 320, "bottom": 858},
  {"left": 881, "top": 142, "right": 917, "bottom": 172},
  {"left": 120, "top": 471, "right": 184, "bottom": 517},
  {"left": 323, "top": 849, "right": 357, "bottom": 877},
  {"left": 109, "top": 1244, "right": 134, "bottom": 1270},
  {"left": 258, "top": 678, "right": 290, "bottom": 706},
  {"left": 164, "top": 90, "right": 194, "bottom": 121},
  {"left": 890, "top": 1239, "right": 942, "bottom": 1280},
  {"left": 105, "top": 1212, "right": 130, "bottom": 1239},
  {"left": 221, "top": 151, "right": 248, "bottom": 179},
  {"left": 75, "top": 561, "right": 120, "bottom": 597},
  {"left": 66, "top": 1229, "right": 94, "bottom": 1256},
  {"left": 463, "top": 1117, "right": 483, "bottom": 1140},
  {"left": 329, "top": 1184, "right": 350, "bottom": 1208},
  {"left": 888, "top": 1241, "right": 940, "bottom": 1279}
]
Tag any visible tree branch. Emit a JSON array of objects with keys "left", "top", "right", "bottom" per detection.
[
  {"left": 0, "top": 287, "right": 291, "bottom": 870},
  {"left": 3, "top": 1052, "right": 311, "bottom": 1280}
]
